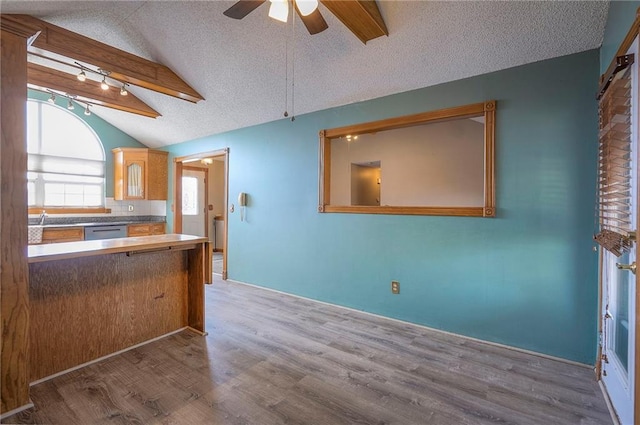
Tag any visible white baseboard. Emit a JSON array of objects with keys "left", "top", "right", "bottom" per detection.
[
  {"left": 0, "top": 402, "right": 35, "bottom": 420},
  {"left": 227, "top": 278, "right": 593, "bottom": 369},
  {"left": 30, "top": 327, "right": 189, "bottom": 386}
]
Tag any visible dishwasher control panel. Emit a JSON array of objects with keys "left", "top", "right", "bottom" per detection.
[{"left": 84, "top": 225, "right": 127, "bottom": 240}]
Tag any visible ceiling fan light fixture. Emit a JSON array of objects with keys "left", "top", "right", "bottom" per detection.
[
  {"left": 296, "top": 0, "right": 318, "bottom": 16},
  {"left": 268, "top": 0, "right": 289, "bottom": 23}
]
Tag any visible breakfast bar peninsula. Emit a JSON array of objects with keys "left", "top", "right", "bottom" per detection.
[{"left": 27, "top": 234, "right": 211, "bottom": 382}]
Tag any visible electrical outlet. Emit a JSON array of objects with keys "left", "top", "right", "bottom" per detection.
[
  {"left": 128, "top": 204, "right": 134, "bottom": 212},
  {"left": 391, "top": 280, "right": 400, "bottom": 294}
]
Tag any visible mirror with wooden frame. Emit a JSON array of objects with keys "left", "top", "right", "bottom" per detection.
[{"left": 318, "top": 101, "right": 496, "bottom": 217}]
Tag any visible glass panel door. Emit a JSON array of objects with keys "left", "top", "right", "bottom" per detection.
[
  {"left": 603, "top": 247, "right": 635, "bottom": 425},
  {"left": 182, "top": 169, "right": 206, "bottom": 237},
  {"left": 126, "top": 161, "right": 144, "bottom": 198},
  {"left": 601, "top": 37, "right": 637, "bottom": 425}
]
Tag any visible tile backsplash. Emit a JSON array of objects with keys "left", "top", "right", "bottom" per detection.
[
  {"left": 105, "top": 198, "right": 167, "bottom": 216},
  {"left": 29, "top": 198, "right": 166, "bottom": 219}
]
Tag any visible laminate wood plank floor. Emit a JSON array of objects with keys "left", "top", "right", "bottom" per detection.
[{"left": 3, "top": 276, "right": 613, "bottom": 425}]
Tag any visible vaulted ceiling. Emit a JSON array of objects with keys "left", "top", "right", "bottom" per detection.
[{"left": 2, "top": 1, "right": 609, "bottom": 148}]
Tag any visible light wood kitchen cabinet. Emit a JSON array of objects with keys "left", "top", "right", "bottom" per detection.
[
  {"left": 127, "top": 222, "right": 166, "bottom": 237},
  {"left": 41, "top": 227, "right": 84, "bottom": 244},
  {"left": 113, "top": 148, "right": 168, "bottom": 200}
]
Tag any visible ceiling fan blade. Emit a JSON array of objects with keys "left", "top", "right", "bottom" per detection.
[
  {"left": 295, "top": 4, "right": 328, "bottom": 35},
  {"left": 223, "top": 0, "right": 266, "bottom": 19}
]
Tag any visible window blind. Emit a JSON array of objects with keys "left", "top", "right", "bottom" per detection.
[{"left": 595, "top": 64, "right": 634, "bottom": 256}]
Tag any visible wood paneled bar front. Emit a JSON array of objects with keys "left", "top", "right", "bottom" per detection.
[{"left": 27, "top": 234, "right": 211, "bottom": 382}]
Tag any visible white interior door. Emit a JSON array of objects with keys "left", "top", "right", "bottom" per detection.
[
  {"left": 601, "top": 38, "right": 638, "bottom": 425},
  {"left": 603, "top": 249, "right": 636, "bottom": 425},
  {"left": 182, "top": 168, "right": 206, "bottom": 237}
]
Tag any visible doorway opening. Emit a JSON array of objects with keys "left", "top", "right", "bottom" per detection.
[
  {"left": 174, "top": 148, "right": 229, "bottom": 280},
  {"left": 351, "top": 160, "right": 381, "bottom": 206}
]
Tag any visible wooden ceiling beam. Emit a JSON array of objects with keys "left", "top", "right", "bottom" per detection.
[
  {"left": 27, "top": 63, "right": 161, "bottom": 118},
  {"left": 0, "top": 13, "right": 41, "bottom": 43},
  {"left": 5, "top": 14, "right": 204, "bottom": 103},
  {"left": 320, "top": 0, "right": 388, "bottom": 44}
]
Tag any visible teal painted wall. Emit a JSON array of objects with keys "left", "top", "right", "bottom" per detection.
[
  {"left": 27, "top": 89, "right": 145, "bottom": 197},
  {"left": 164, "top": 50, "right": 599, "bottom": 364},
  {"left": 600, "top": 0, "right": 640, "bottom": 74}
]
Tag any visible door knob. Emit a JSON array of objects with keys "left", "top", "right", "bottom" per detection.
[{"left": 616, "top": 261, "right": 637, "bottom": 274}]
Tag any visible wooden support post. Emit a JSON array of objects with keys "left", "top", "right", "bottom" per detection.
[
  {"left": 187, "top": 242, "right": 208, "bottom": 334},
  {"left": 0, "top": 16, "right": 40, "bottom": 415}
]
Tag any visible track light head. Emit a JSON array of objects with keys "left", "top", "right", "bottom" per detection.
[
  {"left": 47, "top": 93, "right": 56, "bottom": 103},
  {"left": 77, "top": 70, "right": 86, "bottom": 82},
  {"left": 67, "top": 99, "right": 74, "bottom": 110},
  {"left": 84, "top": 104, "right": 91, "bottom": 116},
  {"left": 100, "top": 77, "right": 109, "bottom": 91},
  {"left": 120, "top": 84, "right": 128, "bottom": 96}
]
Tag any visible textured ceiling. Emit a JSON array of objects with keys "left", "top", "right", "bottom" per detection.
[{"left": 2, "top": 1, "right": 609, "bottom": 148}]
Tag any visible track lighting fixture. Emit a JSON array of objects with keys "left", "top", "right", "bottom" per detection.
[
  {"left": 32, "top": 57, "right": 133, "bottom": 101},
  {"left": 39, "top": 88, "right": 93, "bottom": 118}
]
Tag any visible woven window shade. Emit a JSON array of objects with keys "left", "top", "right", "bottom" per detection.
[{"left": 594, "top": 66, "right": 633, "bottom": 256}]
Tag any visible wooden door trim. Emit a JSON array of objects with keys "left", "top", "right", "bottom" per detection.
[{"left": 174, "top": 148, "right": 229, "bottom": 280}]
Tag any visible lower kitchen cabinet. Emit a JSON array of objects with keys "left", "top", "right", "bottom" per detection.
[
  {"left": 127, "top": 222, "right": 166, "bottom": 237},
  {"left": 41, "top": 227, "right": 84, "bottom": 243}
]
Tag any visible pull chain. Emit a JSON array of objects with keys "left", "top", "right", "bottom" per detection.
[
  {"left": 290, "top": 6, "right": 296, "bottom": 122},
  {"left": 282, "top": 0, "right": 296, "bottom": 121},
  {"left": 283, "top": 14, "right": 289, "bottom": 118}
]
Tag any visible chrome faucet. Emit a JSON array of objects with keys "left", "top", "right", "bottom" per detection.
[{"left": 39, "top": 210, "right": 47, "bottom": 225}]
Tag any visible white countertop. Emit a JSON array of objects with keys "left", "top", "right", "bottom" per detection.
[{"left": 28, "top": 234, "right": 208, "bottom": 263}]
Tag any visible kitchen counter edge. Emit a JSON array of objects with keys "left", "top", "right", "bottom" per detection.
[{"left": 28, "top": 234, "right": 208, "bottom": 263}]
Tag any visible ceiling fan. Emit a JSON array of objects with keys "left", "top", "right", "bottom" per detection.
[{"left": 223, "top": 0, "right": 328, "bottom": 35}]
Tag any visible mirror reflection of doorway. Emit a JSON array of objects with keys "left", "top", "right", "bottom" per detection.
[{"left": 351, "top": 161, "right": 381, "bottom": 206}]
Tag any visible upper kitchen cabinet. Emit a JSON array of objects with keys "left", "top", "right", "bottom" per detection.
[{"left": 113, "top": 148, "right": 168, "bottom": 200}]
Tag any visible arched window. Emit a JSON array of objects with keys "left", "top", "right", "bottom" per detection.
[{"left": 27, "top": 100, "right": 105, "bottom": 208}]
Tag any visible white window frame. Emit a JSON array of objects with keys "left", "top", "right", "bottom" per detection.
[{"left": 27, "top": 100, "right": 106, "bottom": 209}]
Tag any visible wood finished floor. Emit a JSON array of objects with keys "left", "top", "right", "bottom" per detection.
[{"left": 3, "top": 276, "right": 613, "bottom": 425}]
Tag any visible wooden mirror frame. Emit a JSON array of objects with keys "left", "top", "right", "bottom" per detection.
[{"left": 318, "top": 100, "right": 496, "bottom": 217}]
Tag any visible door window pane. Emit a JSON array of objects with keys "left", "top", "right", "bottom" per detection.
[
  {"left": 182, "top": 176, "right": 198, "bottom": 215},
  {"left": 613, "top": 252, "right": 630, "bottom": 373}
]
